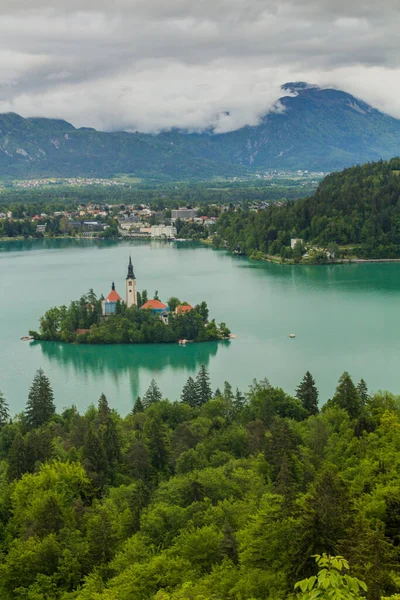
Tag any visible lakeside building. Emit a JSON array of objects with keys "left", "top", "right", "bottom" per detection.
[
  {"left": 101, "top": 257, "right": 137, "bottom": 316},
  {"left": 171, "top": 208, "right": 196, "bottom": 220},
  {"left": 150, "top": 224, "right": 177, "bottom": 239},
  {"left": 291, "top": 238, "right": 304, "bottom": 249}
]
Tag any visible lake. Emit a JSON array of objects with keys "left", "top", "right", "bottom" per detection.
[{"left": 1, "top": 238, "right": 400, "bottom": 415}]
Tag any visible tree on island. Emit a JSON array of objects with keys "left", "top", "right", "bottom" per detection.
[
  {"left": 25, "top": 369, "right": 56, "bottom": 429},
  {"left": 196, "top": 302, "right": 209, "bottom": 322},
  {"left": 195, "top": 365, "right": 212, "bottom": 407},
  {"left": 154, "top": 290, "right": 159, "bottom": 301},
  {"left": 143, "top": 379, "right": 162, "bottom": 409},
  {"left": 181, "top": 376, "right": 199, "bottom": 408},
  {"left": 167, "top": 297, "right": 181, "bottom": 313},
  {"left": 0, "top": 390, "right": 10, "bottom": 429},
  {"left": 296, "top": 371, "right": 319, "bottom": 415}
]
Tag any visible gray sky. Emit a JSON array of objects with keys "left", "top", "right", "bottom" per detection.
[{"left": 1, "top": 0, "right": 400, "bottom": 133}]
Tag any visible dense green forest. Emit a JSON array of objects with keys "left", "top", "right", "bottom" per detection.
[
  {"left": 214, "top": 158, "right": 400, "bottom": 259},
  {"left": 31, "top": 290, "right": 230, "bottom": 344},
  {"left": 1, "top": 366, "right": 400, "bottom": 599}
]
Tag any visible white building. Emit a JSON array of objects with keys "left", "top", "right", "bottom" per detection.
[
  {"left": 171, "top": 208, "right": 196, "bottom": 220},
  {"left": 291, "top": 238, "right": 304, "bottom": 249},
  {"left": 151, "top": 225, "right": 177, "bottom": 239}
]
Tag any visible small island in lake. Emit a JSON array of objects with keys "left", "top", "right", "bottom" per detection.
[{"left": 30, "top": 257, "right": 231, "bottom": 345}]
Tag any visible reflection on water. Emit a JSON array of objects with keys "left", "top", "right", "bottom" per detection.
[
  {"left": 241, "top": 259, "right": 400, "bottom": 294},
  {"left": 0, "top": 238, "right": 200, "bottom": 255},
  {"left": 35, "top": 339, "right": 223, "bottom": 400}
]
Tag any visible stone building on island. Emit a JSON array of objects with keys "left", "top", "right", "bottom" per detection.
[
  {"left": 101, "top": 258, "right": 192, "bottom": 325},
  {"left": 101, "top": 257, "right": 137, "bottom": 316}
]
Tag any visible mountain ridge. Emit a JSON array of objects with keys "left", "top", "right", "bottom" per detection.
[{"left": 1, "top": 83, "right": 400, "bottom": 179}]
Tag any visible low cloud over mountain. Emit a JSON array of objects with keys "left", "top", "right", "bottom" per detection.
[{"left": 1, "top": 1, "right": 400, "bottom": 133}]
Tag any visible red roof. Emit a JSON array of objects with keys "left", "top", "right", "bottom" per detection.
[
  {"left": 141, "top": 299, "right": 167, "bottom": 310},
  {"left": 106, "top": 289, "right": 122, "bottom": 302},
  {"left": 176, "top": 304, "right": 193, "bottom": 314}
]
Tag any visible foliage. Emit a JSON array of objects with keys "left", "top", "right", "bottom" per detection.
[
  {"left": 25, "top": 368, "right": 55, "bottom": 429},
  {"left": 31, "top": 290, "right": 230, "bottom": 345},
  {"left": 0, "top": 391, "right": 9, "bottom": 429},
  {"left": 214, "top": 159, "right": 400, "bottom": 259},
  {"left": 0, "top": 369, "right": 399, "bottom": 599},
  {"left": 294, "top": 554, "right": 367, "bottom": 599}
]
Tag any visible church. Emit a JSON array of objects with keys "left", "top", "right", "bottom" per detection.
[{"left": 101, "top": 257, "right": 137, "bottom": 316}]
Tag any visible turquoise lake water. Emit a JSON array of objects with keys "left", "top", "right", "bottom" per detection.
[{"left": 1, "top": 238, "right": 400, "bottom": 414}]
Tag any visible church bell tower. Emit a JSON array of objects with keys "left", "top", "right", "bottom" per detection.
[{"left": 126, "top": 256, "right": 137, "bottom": 307}]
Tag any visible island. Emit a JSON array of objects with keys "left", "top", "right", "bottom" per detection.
[{"left": 29, "top": 257, "right": 231, "bottom": 344}]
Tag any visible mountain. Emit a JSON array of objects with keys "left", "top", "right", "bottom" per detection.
[{"left": 2, "top": 83, "right": 400, "bottom": 179}]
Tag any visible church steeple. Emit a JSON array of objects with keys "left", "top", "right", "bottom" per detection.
[
  {"left": 126, "top": 256, "right": 137, "bottom": 307},
  {"left": 127, "top": 255, "right": 135, "bottom": 280}
]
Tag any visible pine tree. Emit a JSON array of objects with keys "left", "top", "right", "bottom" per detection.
[
  {"left": 143, "top": 379, "right": 162, "bottom": 409},
  {"left": 144, "top": 414, "right": 170, "bottom": 473},
  {"left": 233, "top": 388, "right": 246, "bottom": 411},
  {"left": 181, "top": 376, "right": 199, "bottom": 407},
  {"left": 132, "top": 396, "right": 144, "bottom": 414},
  {"left": 83, "top": 423, "right": 107, "bottom": 477},
  {"left": 356, "top": 379, "right": 370, "bottom": 405},
  {"left": 223, "top": 381, "right": 234, "bottom": 402},
  {"left": 195, "top": 365, "right": 212, "bottom": 407},
  {"left": 296, "top": 371, "right": 319, "bottom": 415},
  {"left": 333, "top": 372, "right": 362, "bottom": 419},
  {"left": 214, "top": 387, "right": 222, "bottom": 399},
  {"left": 25, "top": 369, "right": 56, "bottom": 429},
  {"left": 103, "top": 417, "right": 121, "bottom": 480},
  {"left": 96, "top": 394, "right": 120, "bottom": 481},
  {"left": 98, "top": 393, "right": 110, "bottom": 424},
  {"left": 8, "top": 432, "right": 28, "bottom": 481},
  {"left": 0, "top": 390, "right": 9, "bottom": 429}
]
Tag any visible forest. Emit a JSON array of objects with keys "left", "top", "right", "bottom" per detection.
[
  {"left": 214, "top": 158, "right": 400, "bottom": 259},
  {"left": 0, "top": 178, "right": 312, "bottom": 211},
  {"left": 30, "top": 290, "right": 231, "bottom": 344},
  {"left": 0, "top": 366, "right": 400, "bottom": 599}
]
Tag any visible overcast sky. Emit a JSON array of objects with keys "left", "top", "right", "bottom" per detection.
[{"left": 1, "top": 0, "right": 400, "bottom": 133}]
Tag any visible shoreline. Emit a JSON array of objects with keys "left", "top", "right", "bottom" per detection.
[
  {"left": 29, "top": 337, "right": 232, "bottom": 347},
  {"left": 3, "top": 235, "right": 400, "bottom": 264}
]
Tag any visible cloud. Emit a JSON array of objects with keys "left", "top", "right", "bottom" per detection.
[{"left": 0, "top": 0, "right": 400, "bottom": 132}]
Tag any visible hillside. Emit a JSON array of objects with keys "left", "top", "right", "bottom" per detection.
[
  {"left": 214, "top": 158, "right": 400, "bottom": 259},
  {"left": 2, "top": 84, "right": 400, "bottom": 179}
]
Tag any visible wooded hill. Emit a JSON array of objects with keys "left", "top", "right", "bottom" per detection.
[
  {"left": 0, "top": 368, "right": 400, "bottom": 599},
  {"left": 214, "top": 158, "right": 400, "bottom": 259}
]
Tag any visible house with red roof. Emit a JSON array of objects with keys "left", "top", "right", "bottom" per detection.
[
  {"left": 141, "top": 299, "right": 170, "bottom": 323},
  {"left": 175, "top": 304, "right": 193, "bottom": 315},
  {"left": 101, "top": 282, "right": 122, "bottom": 316}
]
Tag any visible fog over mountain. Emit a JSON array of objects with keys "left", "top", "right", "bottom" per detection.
[
  {"left": 2, "top": 83, "right": 400, "bottom": 179},
  {"left": 1, "top": 1, "right": 400, "bottom": 133}
]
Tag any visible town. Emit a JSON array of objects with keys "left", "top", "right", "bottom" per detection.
[{"left": 0, "top": 203, "right": 221, "bottom": 240}]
